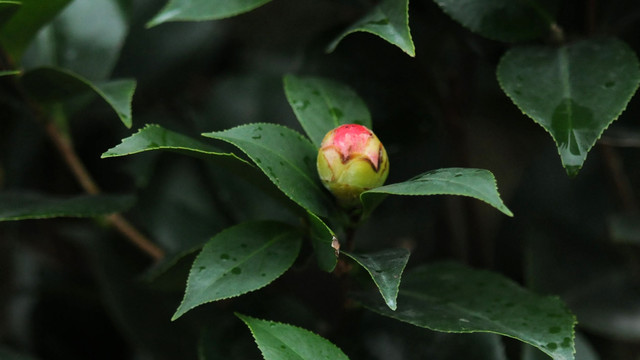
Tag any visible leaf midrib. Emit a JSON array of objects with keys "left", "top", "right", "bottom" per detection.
[
  {"left": 208, "top": 230, "right": 294, "bottom": 289},
  {"left": 212, "top": 129, "right": 329, "bottom": 213}
]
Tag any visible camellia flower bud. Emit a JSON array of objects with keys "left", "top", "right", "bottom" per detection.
[{"left": 317, "top": 124, "right": 389, "bottom": 208}]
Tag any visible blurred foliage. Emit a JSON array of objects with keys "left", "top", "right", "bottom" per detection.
[{"left": 2, "top": 0, "right": 640, "bottom": 359}]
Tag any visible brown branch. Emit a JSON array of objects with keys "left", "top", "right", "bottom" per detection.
[
  {"left": 601, "top": 145, "right": 639, "bottom": 212},
  {"left": 44, "top": 121, "right": 165, "bottom": 261},
  {"left": 0, "top": 42, "right": 166, "bottom": 262}
]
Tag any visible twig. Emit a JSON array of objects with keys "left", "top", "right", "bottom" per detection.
[
  {"left": 44, "top": 121, "right": 165, "bottom": 261},
  {"left": 601, "top": 145, "right": 639, "bottom": 212},
  {"left": 1, "top": 44, "right": 165, "bottom": 261}
]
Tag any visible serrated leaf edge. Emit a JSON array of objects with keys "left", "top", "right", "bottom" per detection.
[
  {"left": 171, "top": 222, "right": 301, "bottom": 320},
  {"left": 496, "top": 38, "right": 640, "bottom": 177},
  {"left": 236, "top": 313, "right": 350, "bottom": 360},
  {"left": 327, "top": 0, "right": 415, "bottom": 57},
  {"left": 344, "top": 248, "right": 410, "bottom": 311},
  {"left": 203, "top": 122, "right": 333, "bottom": 218},
  {"left": 362, "top": 168, "right": 513, "bottom": 217}
]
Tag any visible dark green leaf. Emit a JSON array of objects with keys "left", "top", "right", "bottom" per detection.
[
  {"left": 497, "top": 38, "right": 640, "bottom": 176},
  {"left": 147, "top": 0, "right": 273, "bottom": 27},
  {"left": 357, "top": 262, "right": 577, "bottom": 360},
  {"left": 327, "top": 0, "right": 414, "bottom": 56},
  {"left": 0, "top": 192, "right": 134, "bottom": 221},
  {"left": 0, "top": 0, "right": 72, "bottom": 61},
  {"left": 523, "top": 333, "right": 599, "bottom": 360},
  {"left": 172, "top": 221, "right": 302, "bottom": 320},
  {"left": 21, "top": 0, "right": 129, "bottom": 80},
  {"left": 21, "top": 66, "right": 136, "bottom": 127},
  {"left": 203, "top": 123, "right": 336, "bottom": 219},
  {"left": 308, "top": 212, "right": 338, "bottom": 272},
  {"left": 103, "top": 124, "right": 296, "bottom": 214},
  {"left": 236, "top": 313, "right": 350, "bottom": 360},
  {"left": 283, "top": 74, "right": 372, "bottom": 147},
  {"left": 0, "top": 1, "right": 20, "bottom": 29},
  {"left": 361, "top": 168, "right": 513, "bottom": 218},
  {"left": 102, "top": 124, "right": 249, "bottom": 165},
  {"left": 345, "top": 248, "right": 410, "bottom": 310},
  {"left": 432, "top": 0, "right": 555, "bottom": 42}
]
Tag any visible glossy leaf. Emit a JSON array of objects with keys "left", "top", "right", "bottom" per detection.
[
  {"left": 0, "top": 192, "right": 134, "bottom": 221},
  {"left": 147, "top": 0, "right": 273, "bottom": 27},
  {"left": 361, "top": 168, "right": 513, "bottom": 218},
  {"left": 21, "top": 66, "right": 136, "bottom": 127},
  {"left": 172, "top": 221, "right": 302, "bottom": 320},
  {"left": 203, "top": 123, "right": 335, "bottom": 219},
  {"left": 102, "top": 124, "right": 249, "bottom": 164},
  {"left": 308, "top": 212, "right": 338, "bottom": 272},
  {"left": 345, "top": 248, "right": 410, "bottom": 310},
  {"left": 0, "top": 0, "right": 72, "bottom": 61},
  {"left": 283, "top": 74, "right": 372, "bottom": 147},
  {"left": 433, "top": 0, "right": 555, "bottom": 42},
  {"left": 523, "top": 333, "right": 599, "bottom": 360},
  {"left": 0, "top": 1, "right": 20, "bottom": 29},
  {"left": 236, "top": 313, "right": 350, "bottom": 360},
  {"left": 327, "top": 0, "right": 414, "bottom": 56},
  {"left": 498, "top": 38, "right": 640, "bottom": 176},
  {"left": 21, "top": 0, "right": 129, "bottom": 80},
  {"left": 357, "top": 262, "right": 577, "bottom": 360}
]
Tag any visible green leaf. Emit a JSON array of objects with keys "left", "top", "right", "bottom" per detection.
[
  {"left": 345, "top": 248, "right": 410, "bottom": 310},
  {"left": 20, "top": 0, "right": 129, "bottom": 81},
  {"left": 236, "top": 313, "right": 350, "bottom": 360},
  {"left": 0, "top": 69, "right": 19, "bottom": 76},
  {"left": 497, "top": 38, "right": 640, "bottom": 176},
  {"left": 327, "top": 0, "right": 414, "bottom": 56},
  {"left": 172, "top": 221, "right": 302, "bottom": 320},
  {"left": 308, "top": 212, "right": 338, "bottom": 272},
  {"left": 0, "top": 0, "right": 72, "bottom": 61},
  {"left": 0, "top": 1, "right": 21, "bottom": 29},
  {"left": 147, "top": 0, "right": 273, "bottom": 27},
  {"left": 21, "top": 66, "right": 136, "bottom": 127},
  {"left": 432, "top": 0, "right": 555, "bottom": 42},
  {"left": 103, "top": 124, "right": 297, "bottom": 214},
  {"left": 362, "top": 168, "right": 513, "bottom": 218},
  {"left": 283, "top": 74, "right": 372, "bottom": 147},
  {"left": 523, "top": 333, "right": 599, "bottom": 360},
  {"left": 203, "top": 123, "right": 336, "bottom": 219},
  {"left": 102, "top": 124, "right": 249, "bottom": 165},
  {"left": 0, "top": 192, "right": 134, "bottom": 221},
  {"left": 357, "top": 262, "right": 577, "bottom": 360}
]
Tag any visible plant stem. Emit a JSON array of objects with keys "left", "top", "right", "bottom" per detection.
[
  {"left": 601, "top": 145, "right": 639, "bottom": 212},
  {"left": 1, "top": 43, "right": 165, "bottom": 261},
  {"left": 44, "top": 121, "right": 165, "bottom": 261}
]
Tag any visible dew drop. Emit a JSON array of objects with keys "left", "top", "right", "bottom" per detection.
[
  {"left": 546, "top": 342, "right": 558, "bottom": 350},
  {"left": 261, "top": 273, "right": 266, "bottom": 277},
  {"left": 240, "top": 243, "right": 248, "bottom": 248},
  {"left": 604, "top": 80, "right": 616, "bottom": 88},
  {"left": 231, "top": 267, "right": 242, "bottom": 275},
  {"left": 280, "top": 345, "right": 286, "bottom": 349},
  {"left": 252, "top": 134, "right": 262, "bottom": 140},
  {"left": 454, "top": 173, "right": 463, "bottom": 177},
  {"left": 220, "top": 254, "right": 230, "bottom": 260},
  {"left": 198, "top": 266, "right": 206, "bottom": 272}
]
